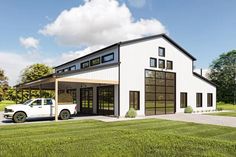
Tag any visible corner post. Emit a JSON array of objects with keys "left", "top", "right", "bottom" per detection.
[
  {"left": 55, "top": 79, "right": 58, "bottom": 121},
  {"left": 21, "top": 88, "right": 23, "bottom": 103}
]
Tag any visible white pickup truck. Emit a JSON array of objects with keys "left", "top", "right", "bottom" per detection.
[{"left": 3, "top": 98, "right": 77, "bottom": 123}]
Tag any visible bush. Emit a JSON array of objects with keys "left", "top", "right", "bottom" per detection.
[
  {"left": 184, "top": 106, "right": 193, "bottom": 113},
  {"left": 125, "top": 108, "right": 137, "bottom": 118},
  {"left": 216, "top": 107, "right": 223, "bottom": 111}
]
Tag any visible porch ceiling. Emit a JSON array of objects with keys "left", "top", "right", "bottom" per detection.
[{"left": 15, "top": 75, "right": 118, "bottom": 90}]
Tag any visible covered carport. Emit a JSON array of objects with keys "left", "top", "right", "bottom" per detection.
[{"left": 15, "top": 74, "right": 119, "bottom": 121}]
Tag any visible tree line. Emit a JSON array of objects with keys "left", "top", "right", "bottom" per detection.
[{"left": 0, "top": 50, "right": 235, "bottom": 104}]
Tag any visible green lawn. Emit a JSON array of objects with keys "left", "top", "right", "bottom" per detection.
[
  {"left": 0, "top": 119, "right": 235, "bottom": 157},
  {"left": 0, "top": 100, "right": 15, "bottom": 111},
  {"left": 217, "top": 102, "right": 236, "bottom": 111},
  {"left": 206, "top": 112, "right": 236, "bottom": 117}
]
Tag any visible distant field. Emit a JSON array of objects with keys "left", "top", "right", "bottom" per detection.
[
  {"left": 0, "top": 100, "right": 15, "bottom": 111},
  {"left": 0, "top": 119, "right": 235, "bottom": 157}
]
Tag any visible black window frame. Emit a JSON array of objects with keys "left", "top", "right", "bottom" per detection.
[
  {"left": 69, "top": 65, "right": 76, "bottom": 71},
  {"left": 158, "top": 47, "right": 165, "bottom": 57},
  {"left": 90, "top": 57, "right": 101, "bottom": 66},
  {"left": 129, "top": 91, "right": 140, "bottom": 110},
  {"left": 196, "top": 93, "right": 202, "bottom": 107},
  {"left": 57, "top": 70, "right": 63, "bottom": 73},
  {"left": 158, "top": 59, "right": 165, "bottom": 69},
  {"left": 167, "top": 60, "right": 173, "bottom": 70},
  {"left": 102, "top": 53, "right": 114, "bottom": 63},
  {"left": 180, "top": 92, "right": 187, "bottom": 108},
  {"left": 81, "top": 61, "right": 90, "bottom": 69},
  {"left": 207, "top": 93, "right": 213, "bottom": 107},
  {"left": 150, "top": 58, "right": 157, "bottom": 68}
]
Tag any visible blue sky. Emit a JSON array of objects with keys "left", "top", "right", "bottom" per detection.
[{"left": 0, "top": 0, "right": 235, "bottom": 85}]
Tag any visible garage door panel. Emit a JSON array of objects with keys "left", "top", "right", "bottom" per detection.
[{"left": 145, "top": 70, "right": 176, "bottom": 115}]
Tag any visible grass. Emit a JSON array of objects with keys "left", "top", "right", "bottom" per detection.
[
  {"left": 0, "top": 119, "right": 235, "bottom": 157},
  {"left": 217, "top": 102, "right": 236, "bottom": 111},
  {"left": 0, "top": 100, "right": 15, "bottom": 111},
  {"left": 206, "top": 112, "right": 236, "bottom": 117}
]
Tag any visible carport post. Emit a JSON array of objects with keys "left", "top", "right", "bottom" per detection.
[
  {"left": 21, "top": 88, "right": 23, "bottom": 103},
  {"left": 55, "top": 79, "right": 58, "bottom": 121},
  {"left": 39, "top": 84, "right": 42, "bottom": 97},
  {"left": 15, "top": 88, "right": 18, "bottom": 104},
  {"left": 29, "top": 87, "right": 31, "bottom": 100}
]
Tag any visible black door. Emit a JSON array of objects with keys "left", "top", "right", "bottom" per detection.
[
  {"left": 97, "top": 86, "right": 114, "bottom": 115},
  {"left": 80, "top": 87, "right": 93, "bottom": 114},
  {"left": 145, "top": 70, "right": 176, "bottom": 115}
]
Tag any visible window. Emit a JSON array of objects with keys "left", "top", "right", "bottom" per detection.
[
  {"left": 44, "top": 99, "right": 53, "bottom": 105},
  {"left": 63, "top": 68, "right": 69, "bottom": 72},
  {"left": 31, "top": 100, "right": 42, "bottom": 106},
  {"left": 150, "top": 58, "right": 157, "bottom": 67},
  {"left": 90, "top": 57, "right": 100, "bottom": 66},
  {"left": 159, "top": 47, "right": 165, "bottom": 57},
  {"left": 129, "top": 91, "right": 140, "bottom": 110},
  {"left": 196, "top": 93, "right": 202, "bottom": 107},
  {"left": 57, "top": 70, "right": 63, "bottom": 73},
  {"left": 207, "top": 93, "right": 213, "bottom": 107},
  {"left": 167, "top": 60, "right": 173, "bottom": 70},
  {"left": 180, "top": 93, "right": 187, "bottom": 108},
  {"left": 69, "top": 65, "right": 76, "bottom": 71},
  {"left": 81, "top": 61, "right": 89, "bottom": 69},
  {"left": 102, "top": 53, "right": 114, "bottom": 63},
  {"left": 159, "top": 59, "right": 165, "bottom": 69}
]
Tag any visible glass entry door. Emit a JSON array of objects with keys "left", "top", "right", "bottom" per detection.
[
  {"left": 97, "top": 86, "right": 114, "bottom": 115},
  {"left": 80, "top": 87, "right": 93, "bottom": 114}
]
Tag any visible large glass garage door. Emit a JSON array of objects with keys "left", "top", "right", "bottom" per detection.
[
  {"left": 97, "top": 85, "right": 114, "bottom": 115},
  {"left": 145, "top": 70, "right": 176, "bottom": 115},
  {"left": 80, "top": 87, "right": 93, "bottom": 114}
]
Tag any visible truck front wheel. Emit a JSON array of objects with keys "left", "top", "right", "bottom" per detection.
[
  {"left": 13, "top": 112, "right": 27, "bottom": 123},
  {"left": 60, "top": 110, "right": 70, "bottom": 120}
]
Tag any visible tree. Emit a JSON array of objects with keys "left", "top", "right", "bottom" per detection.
[
  {"left": 208, "top": 50, "right": 236, "bottom": 103},
  {"left": 19, "top": 64, "right": 54, "bottom": 102},
  {"left": 20, "top": 63, "right": 53, "bottom": 83},
  {"left": 0, "top": 68, "right": 9, "bottom": 101}
]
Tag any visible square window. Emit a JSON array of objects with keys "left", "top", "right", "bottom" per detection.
[
  {"left": 150, "top": 58, "right": 157, "bottom": 67},
  {"left": 167, "top": 60, "right": 173, "bottom": 70},
  {"left": 159, "top": 47, "right": 165, "bottom": 57},
  {"left": 158, "top": 59, "right": 165, "bottom": 69}
]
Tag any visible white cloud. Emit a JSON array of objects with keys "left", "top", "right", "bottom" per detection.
[
  {"left": 0, "top": 52, "right": 34, "bottom": 86},
  {"left": 39, "top": 0, "right": 166, "bottom": 47},
  {"left": 128, "top": 0, "right": 146, "bottom": 8},
  {"left": 19, "top": 37, "right": 39, "bottom": 49}
]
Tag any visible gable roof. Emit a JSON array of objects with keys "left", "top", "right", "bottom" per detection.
[
  {"left": 193, "top": 72, "right": 217, "bottom": 87},
  {"left": 54, "top": 34, "right": 196, "bottom": 69}
]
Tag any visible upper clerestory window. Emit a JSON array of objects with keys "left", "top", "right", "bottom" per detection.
[
  {"left": 81, "top": 61, "right": 90, "bottom": 69},
  {"left": 102, "top": 53, "right": 114, "bottom": 63},
  {"left": 158, "top": 47, "right": 165, "bottom": 57},
  {"left": 90, "top": 57, "right": 101, "bottom": 66}
]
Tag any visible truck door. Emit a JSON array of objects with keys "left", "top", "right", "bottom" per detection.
[
  {"left": 42, "top": 99, "right": 54, "bottom": 116},
  {"left": 29, "top": 99, "right": 44, "bottom": 117}
]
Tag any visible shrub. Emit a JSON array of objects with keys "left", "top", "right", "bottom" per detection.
[
  {"left": 125, "top": 108, "right": 137, "bottom": 118},
  {"left": 217, "top": 107, "right": 223, "bottom": 111},
  {"left": 184, "top": 106, "right": 193, "bottom": 113}
]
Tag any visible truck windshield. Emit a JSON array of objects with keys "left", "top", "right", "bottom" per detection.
[{"left": 23, "top": 100, "right": 33, "bottom": 105}]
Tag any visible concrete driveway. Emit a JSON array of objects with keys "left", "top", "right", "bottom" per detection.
[
  {"left": 1, "top": 111, "right": 236, "bottom": 127},
  {"left": 155, "top": 113, "right": 236, "bottom": 127}
]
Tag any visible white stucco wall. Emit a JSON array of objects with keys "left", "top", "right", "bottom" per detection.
[{"left": 119, "top": 37, "right": 216, "bottom": 117}]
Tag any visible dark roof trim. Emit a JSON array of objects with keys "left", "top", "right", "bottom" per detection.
[
  {"left": 54, "top": 43, "right": 119, "bottom": 69},
  {"left": 193, "top": 72, "right": 217, "bottom": 87},
  {"left": 120, "top": 34, "right": 196, "bottom": 61},
  {"left": 14, "top": 74, "right": 54, "bottom": 88},
  {"left": 54, "top": 33, "right": 196, "bottom": 69},
  {"left": 56, "top": 62, "right": 119, "bottom": 77}
]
